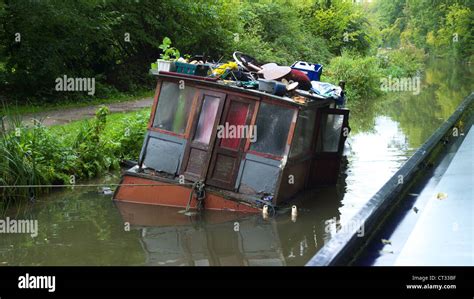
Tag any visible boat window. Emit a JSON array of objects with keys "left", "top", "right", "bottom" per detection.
[
  {"left": 220, "top": 101, "right": 250, "bottom": 150},
  {"left": 290, "top": 109, "right": 316, "bottom": 157},
  {"left": 153, "top": 81, "right": 195, "bottom": 134},
  {"left": 316, "top": 114, "right": 343, "bottom": 152},
  {"left": 193, "top": 95, "right": 220, "bottom": 144},
  {"left": 250, "top": 102, "right": 294, "bottom": 157}
]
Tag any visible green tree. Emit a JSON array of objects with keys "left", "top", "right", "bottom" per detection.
[{"left": 308, "top": 0, "right": 375, "bottom": 55}]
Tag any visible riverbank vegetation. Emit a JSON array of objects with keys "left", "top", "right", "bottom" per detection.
[{"left": 0, "top": 107, "right": 149, "bottom": 208}]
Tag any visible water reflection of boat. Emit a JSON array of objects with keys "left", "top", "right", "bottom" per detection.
[
  {"left": 113, "top": 72, "right": 349, "bottom": 212},
  {"left": 114, "top": 201, "right": 252, "bottom": 227},
  {"left": 114, "top": 182, "right": 342, "bottom": 266},
  {"left": 115, "top": 201, "right": 285, "bottom": 265}
]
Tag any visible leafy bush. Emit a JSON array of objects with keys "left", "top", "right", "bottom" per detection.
[
  {"left": 325, "top": 52, "right": 383, "bottom": 104},
  {"left": 107, "top": 110, "right": 149, "bottom": 161},
  {"left": 308, "top": 0, "right": 376, "bottom": 56},
  {"left": 71, "top": 106, "right": 120, "bottom": 179},
  {"left": 380, "top": 45, "right": 426, "bottom": 77},
  {"left": 0, "top": 118, "right": 67, "bottom": 203}
]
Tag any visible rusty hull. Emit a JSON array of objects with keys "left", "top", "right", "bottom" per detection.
[{"left": 113, "top": 170, "right": 260, "bottom": 213}]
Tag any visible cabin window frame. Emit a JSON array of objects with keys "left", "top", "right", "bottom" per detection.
[
  {"left": 246, "top": 98, "right": 298, "bottom": 161},
  {"left": 288, "top": 107, "right": 318, "bottom": 160},
  {"left": 313, "top": 107, "right": 350, "bottom": 156},
  {"left": 148, "top": 78, "right": 199, "bottom": 138}
]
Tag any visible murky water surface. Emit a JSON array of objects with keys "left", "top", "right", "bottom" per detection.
[{"left": 1, "top": 60, "right": 472, "bottom": 266}]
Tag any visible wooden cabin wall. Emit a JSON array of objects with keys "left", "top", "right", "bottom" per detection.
[
  {"left": 308, "top": 157, "right": 341, "bottom": 185},
  {"left": 272, "top": 107, "right": 319, "bottom": 205},
  {"left": 140, "top": 79, "right": 193, "bottom": 175},
  {"left": 235, "top": 100, "right": 297, "bottom": 200},
  {"left": 140, "top": 130, "right": 187, "bottom": 174},
  {"left": 235, "top": 153, "right": 282, "bottom": 195},
  {"left": 308, "top": 107, "right": 349, "bottom": 185},
  {"left": 274, "top": 160, "right": 310, "bottom": 205}
]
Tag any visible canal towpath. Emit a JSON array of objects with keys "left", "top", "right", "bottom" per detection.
[{"left": 16, "top": 97, "right": 153, "bottom": 127}]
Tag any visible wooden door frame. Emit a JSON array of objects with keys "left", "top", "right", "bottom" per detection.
[
  {"left": 307, "top": 107, "right": 349, "bottom": 186},
  {"left": 206, "top": 95, "right": 257, "bottom": 190},
  {"left": 313, "top": 108, "right": 350, "bottom": 157},
  {"left": 180, "top": 89, "right": 227, "bottom": 182}
]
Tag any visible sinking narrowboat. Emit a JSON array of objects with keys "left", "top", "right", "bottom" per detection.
[{"left": 113, "top": 71, "right": 349, "bottom": 213}]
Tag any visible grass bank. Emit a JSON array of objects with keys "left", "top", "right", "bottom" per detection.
[{"left": 0, "top": 106, "right": 150, "bottom": 211}]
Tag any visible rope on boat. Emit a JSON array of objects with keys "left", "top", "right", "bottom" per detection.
[
  {"left": 0, "top": 183, "right": 195, "bottom": 189},
  {"left": 184, "top": 180, "right": 206, "bottom": 213}
]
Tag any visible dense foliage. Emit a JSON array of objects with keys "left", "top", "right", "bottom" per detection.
[
  {"left": 374, "top": 0, "right": 473, "bottom": 62},
  {"left": 0, "top": 0, "right": 376, "bottom": 103},
  {"left": 325, "top": 52, "right": 383, "bottom": 103}
]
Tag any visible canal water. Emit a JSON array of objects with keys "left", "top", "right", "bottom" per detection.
[{"left": 1, "top": 59, "right": 472, "bottom": 266}]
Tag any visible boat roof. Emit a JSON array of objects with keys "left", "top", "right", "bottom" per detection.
[{"left": 153, "top": 71, "right": 335, "bottom": 109}]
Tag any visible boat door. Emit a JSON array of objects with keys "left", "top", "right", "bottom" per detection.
[
  {"left": 181, "top": 90, "right": 226, "bottom": 182},
  {"left": 206, "top": 95, "right": 256, "bottom": 190},
  {"left": 181, "top": 91, "right": 256, "bottom": 190},
  {"left": 310, "top": 108, "right": 349, "bottom": 185}
]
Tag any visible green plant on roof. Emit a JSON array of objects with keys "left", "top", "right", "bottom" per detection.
[{"left": 159, "top": 37, "right": 180, "bottom": 61}]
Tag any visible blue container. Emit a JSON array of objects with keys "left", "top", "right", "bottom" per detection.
[{"left": 291, "top": 61, "right": 323, "bottom": 81}]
